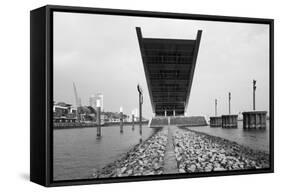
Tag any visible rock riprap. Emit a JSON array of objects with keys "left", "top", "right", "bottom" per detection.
[
  {"left": 174, "top": 129, "right": 270, "bottom": 173},
  {"left": 92, "top": 128, "right": 168, "bottom": 178}
]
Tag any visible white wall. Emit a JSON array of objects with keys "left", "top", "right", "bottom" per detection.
[{"left": 0, "top": 0, "right": 279, "bottom": 191}]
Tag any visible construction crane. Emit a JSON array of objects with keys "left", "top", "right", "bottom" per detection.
[{"left": 73, "top": 82, "right": 82, "bottom": 121}]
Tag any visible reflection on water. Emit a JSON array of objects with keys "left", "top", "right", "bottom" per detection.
[
  {"left": 188, "top": 120, "right": 270, "bottom": 153},
  {"left": 54, "top": 125, "right": 159, "bottom": 181}
]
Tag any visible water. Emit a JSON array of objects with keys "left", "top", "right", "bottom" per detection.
[
  {"left": 188, "top": 120, "right": 270, "bottom": 153},
  {"left": 54, "top": 121, "right": 270, "bottom": 181},
  {"left": 53, "top": 125, "right": 159, "bottom": 181}
]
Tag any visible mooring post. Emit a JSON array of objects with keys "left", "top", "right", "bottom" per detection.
[
  {"left": 132, "top": 111, "right": 135, "bottom": 130},
  {"left": 96, "top": 100, "right": 101, "bottom": 137},
  {"left": 228, "top": 92, "right": 231, "bottom": 115},
  {"left": 253, "top": 80, "right": 256, "bottom": 111},
  {"left": 120, "top": 107, "right": 123, "bottom": 133},
  {"left": 139, "top": 94, "right": 142, "bottom": 135},
  {"left": 137, "top": 84, "right": 143, "bottom": 140},
  {"left": 215, "top": 99, "right": 217, "bottom": 117}
]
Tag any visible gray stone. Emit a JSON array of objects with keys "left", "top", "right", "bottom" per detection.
[
  {"left": 214, "top": 167, "right": 226, "bottom": 171},
  {"left": 188, "top": 164, "right": 196, "bottom": 172}
]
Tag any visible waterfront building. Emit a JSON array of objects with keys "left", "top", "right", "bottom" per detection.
[
  {"left": 53, "top": 102, "right": 72, "bottom": 116},
  {"left": 53, "top": 102, "right": 77, "bottom": 123},
  {"left": 89, "top": 93, "right": 104, "bottom": 112},
  {"left": 136, "top": 27, "right": 202, "bottom": 117}
]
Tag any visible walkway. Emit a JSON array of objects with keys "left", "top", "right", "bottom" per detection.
[{"left": 163, "top": 125, "right": 178, "bottom": 174}]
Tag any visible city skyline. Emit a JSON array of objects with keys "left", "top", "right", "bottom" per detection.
[{"left": 53, "top": 12, "right": 270, "bottom": 118}]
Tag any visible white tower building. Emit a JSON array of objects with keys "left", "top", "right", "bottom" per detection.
[{"left": 89, "top": 93, "right": 104, "bottom": 112}]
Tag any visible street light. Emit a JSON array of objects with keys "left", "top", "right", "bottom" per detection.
[
  {"left": 137, "top": 84, "right": 143, "bottom": 140},
  {"left": 253, "top": 80, "right": 256, "bottom": 111}
]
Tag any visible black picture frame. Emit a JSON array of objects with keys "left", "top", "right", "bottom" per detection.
[{"left": 30, "top": 5, "right": 274, "bottom": 187}]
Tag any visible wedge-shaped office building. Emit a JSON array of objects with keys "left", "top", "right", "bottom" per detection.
[{"left": 136, "top": 27, "right": 202, "bottom": 116}]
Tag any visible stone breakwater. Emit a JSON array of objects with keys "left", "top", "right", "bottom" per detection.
[
  {"left": 92, "top": 128, "right": 168, "bottom": 178},
  {"left": 174, "top": 128, "right": 270, "bottom": 173}
]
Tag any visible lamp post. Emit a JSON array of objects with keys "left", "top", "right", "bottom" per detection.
[
  {"left": 120, "top": 106, "right": 123, "bottom": 133},
  {"left": 253, "top": 80, "right": 256, "bottom": 111},
  {"left": 96, "top": 99, "right": 101, "bottom": 137},
  {"left": 228, "top": 92, "right": 231, "bottom": 115},
  {"left": 137, "top": 84, "right": 143, "bottom": 141}
]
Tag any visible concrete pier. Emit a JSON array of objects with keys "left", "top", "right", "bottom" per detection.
[
  {"left": 221, "top": 115, "right": 238, "bottom": 128},
  {"left": 242, "top": 111, "right": 267, "bottom": 129},
  {"left": 242, "top": 80, "right": 267, "bottom": 129},
  {"left": 210, "top": 99, "right": 221, "bottom": 127},
  {"left": 210, "top": 116, "right": 222, "bottom": 127}
]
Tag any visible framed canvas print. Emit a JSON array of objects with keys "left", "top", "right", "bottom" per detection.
[{"left": 30, "top": 5, "right": 274, "bottom": 187}]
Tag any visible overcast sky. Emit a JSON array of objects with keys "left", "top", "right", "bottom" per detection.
[{"left": 54, "top": 12, "right": 270, "bottom": 118}]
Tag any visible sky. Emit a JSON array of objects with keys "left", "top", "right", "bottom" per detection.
[{"left": 53, "top": 12, "right": 270, "bottom": 119}]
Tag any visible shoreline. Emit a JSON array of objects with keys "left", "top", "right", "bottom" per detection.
[
  {"left": 184, "top": 127, "right": 269, "bottom": 154},
  {"left": 91, "top": 127, "right": 168, "bottom": 178},
  {"left": 53, "top": 121, "right": 149, "bottom": 129},
  {"left": 174, "top": 127, "right": 269, "bottom": 173},
  {"left": 91, "top": 125, "right": 269, "bottom": 178}
]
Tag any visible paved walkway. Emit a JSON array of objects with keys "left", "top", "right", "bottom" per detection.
[{"left": 163, "top": 125, "right": 178, "bottom": 174}]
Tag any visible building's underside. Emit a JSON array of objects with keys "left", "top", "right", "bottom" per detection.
[{"left": 136, "top": 27, "right": 202, "bottom": 116}]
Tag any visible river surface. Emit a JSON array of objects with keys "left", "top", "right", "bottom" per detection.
[
  {"left": 54, "top": 121, "right": 270, "bottom": 181},
  {"left": 53, "top": 125, "right": 159, "bottom": 181},
  {"left": 188, "top": 120, "right": 270, "bottom": 153}
]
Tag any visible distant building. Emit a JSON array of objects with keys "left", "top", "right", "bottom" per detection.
[
  {"left": 102, "top": 111, "right": 122, "bottom": 123},
  {"left": 53, "top": 102, "right": 77, "bottom": 122},
  {"left": 89, "top": 93, "right": 104, "bottom": 112},
  {"left": 53, "top": 102, "right": 76, "bottom": 115}
]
